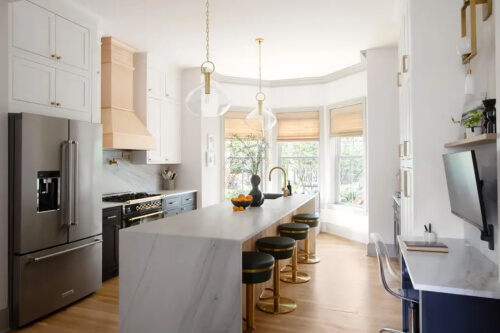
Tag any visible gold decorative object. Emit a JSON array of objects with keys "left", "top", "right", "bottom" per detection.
[{"left": 460, "top": 0, "right": 492, "bottom": 64}]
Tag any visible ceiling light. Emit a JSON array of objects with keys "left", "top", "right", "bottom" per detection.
[
  {"left": 245, "top": 38, "right": 276, "bottom": 133},
  {"left": 184, "top": 0, "right": 230, "bottom": 117}
]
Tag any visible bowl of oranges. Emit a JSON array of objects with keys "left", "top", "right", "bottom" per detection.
[{"left": 231, "top": 194, "right": 253, "bottom": 211}]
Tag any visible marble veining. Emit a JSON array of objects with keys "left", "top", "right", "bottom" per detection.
[
  {"left": 102, "top": 151, "right": 167, "bottom": 194},
  {"left": 398, "top": 236, "right": 500, "bottom": 299}
]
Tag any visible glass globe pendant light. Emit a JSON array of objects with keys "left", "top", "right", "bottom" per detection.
[
  {"left": 245, "top": 38, "right": 276, "bottom": 132},
  {"left": 184, "top": 0, "right": 230, "bottom": 117}
]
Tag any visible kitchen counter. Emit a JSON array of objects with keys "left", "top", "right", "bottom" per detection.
[
  {"left": 101, "top": 189, "right": 197, "bottom": 209},
  {"left": 119, "top": 194, "right": 317, "bottom": 333}
]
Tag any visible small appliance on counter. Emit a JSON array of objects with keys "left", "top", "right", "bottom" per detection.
[{"left": 9, "top": 113, "right": 103, "bottom": 328}]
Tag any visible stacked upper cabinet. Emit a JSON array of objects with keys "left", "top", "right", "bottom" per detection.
[
  {"left": 132, "top": 52, "right": 181, "bottom": 164},
  {"left": 9, "top": 0, "right": 100, "bottom": 123},
  {"left": 398, "top": 0, "right": 413, "bottom": 237}
]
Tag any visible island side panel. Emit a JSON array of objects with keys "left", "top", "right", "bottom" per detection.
[{"left": 119, "top": 231, "right": 241, "bottom": 333}]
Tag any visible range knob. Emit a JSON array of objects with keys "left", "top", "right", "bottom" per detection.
[{"left": 135, "top": 206, "right": 139, "bottom": 211}]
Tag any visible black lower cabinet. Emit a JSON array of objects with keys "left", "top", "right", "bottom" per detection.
[{"left": 102, "top": 207, "right": 121, "bottom": 281}]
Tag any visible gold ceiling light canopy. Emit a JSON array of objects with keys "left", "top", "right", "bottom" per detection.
[
  {"left": 184, "top": 0, "right": 230, "bottom": 117},
  {"left": 460, "top": 0, "right": 492, "bottom": 64},
  {"left": 245, "top": 38, "right": 277, "bottom": 133}
]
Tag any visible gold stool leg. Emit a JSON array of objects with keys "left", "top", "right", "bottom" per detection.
[
  {"left": 256, "top": 260, "right": 297, "bottom": 315},
  {"left": 281, "top": 245, "right": 311, "bottom": 284},
  {"left": 298, "top": 234, "right": 321, "bottom": 264},
  {"left": 244, "top": 284, "right": 255, "bottom": 332}
]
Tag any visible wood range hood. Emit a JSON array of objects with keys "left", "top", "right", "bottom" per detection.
[{"left": 101, "top": 37, "right": 156, "bottom": 150}]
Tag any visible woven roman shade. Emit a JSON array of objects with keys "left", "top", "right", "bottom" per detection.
[
  {"left": 225, "top": 111, "right": 263, "bottom": 139},
  {"left": 330, "top": 104, "right": 363, "bottom": 137},
  {"left": 277, "top": 111, "right": 320, "bottom": 141}
]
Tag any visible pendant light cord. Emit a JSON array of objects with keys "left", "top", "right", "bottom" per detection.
[
  {"left": 206, "top": 0, "right": 210, "bottom": 62},
  {"left": 258, "top": 40, "right": 262, "bottom": 93}
]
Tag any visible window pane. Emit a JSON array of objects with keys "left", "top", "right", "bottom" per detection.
[
  {"left": 337, "top": 136, "right": 364, "bottom": 206},
  {"left": 279, "top": 141, "right": 319, "bottom": 195}
]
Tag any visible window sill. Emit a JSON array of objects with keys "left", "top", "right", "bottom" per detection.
[{"left": 326, "top": 203, "right": 367, "bottom": 215}]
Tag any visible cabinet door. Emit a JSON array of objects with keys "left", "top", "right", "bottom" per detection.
[
  {"left": 401, "top": 168, "right": 413, "bottom": 237},
  {"left": 147, "top": 69, "right": 165, "bottom": 100},
  {"left": 12, "top": 1, "right": 55, "bottom": 59},
  {"left": 164, "top": 73, "right": 181, "bottom": 103},
  {"left": 161, "top": 101, "right": 181, "bottom": 163},
  {"left": 55, "top": 16, "right": 90, "bottom": 70},
  {"left": 56, "top": 70, "right": 90, "bottom": 113},
  {"left": 12, "top": 57, "right": 55, "bottom": 107},
  {"left": 147, "top": 97, "right": 162, "bottom": 162},
  {"left": 102, "top": 210, "right": 120, "bottom": 281}
]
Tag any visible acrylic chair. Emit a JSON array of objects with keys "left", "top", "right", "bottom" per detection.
[{"left": 370, "top": 233, "right": 419, "bottom": 333}]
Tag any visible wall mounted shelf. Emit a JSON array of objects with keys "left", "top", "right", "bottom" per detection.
[{"left": 444, "top": 133, "right": 496, "bottom": 148}]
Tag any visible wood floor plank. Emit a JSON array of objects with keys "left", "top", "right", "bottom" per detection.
[{"left": 13, "top": 233, "right": 401, "bottom": 333}]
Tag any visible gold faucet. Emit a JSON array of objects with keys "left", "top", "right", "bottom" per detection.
[{"left": 269, "top": 166, "right": 289, "bottom": 197}]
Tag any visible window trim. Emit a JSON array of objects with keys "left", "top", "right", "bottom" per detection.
[
  {"left": 327, "top": 97, "right": 367, "bottom": 211},
  {"left": 334, "top": 136, "right": 365, "bottom": 208}
]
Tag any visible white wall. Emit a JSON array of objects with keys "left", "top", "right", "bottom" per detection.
[
  {"left": 366, "top": 48, "right": 400, "bottom": 249},
  {"left": 0, "top": 0, "right": 9, "bottom": 320},
  {"left": 409, "top": 0, "right": 497, "bottom": 263}
]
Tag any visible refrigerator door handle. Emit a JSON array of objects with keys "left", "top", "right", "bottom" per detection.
[
  {"left": 28, "top": 239, "right": 103, "bottom": 263},
  {"left": 71, "top": 141, "right": 79, "bottom": 227},
  {"left": 63, "top": 140, "right": 73, "bottom": 228}
]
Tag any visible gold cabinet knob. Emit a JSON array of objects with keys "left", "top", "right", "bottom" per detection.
[
  {"left": 56, "top": 103, "right": 61, "bottom": 106},
  {"left": 56, "top": 56, "right": 62, "bottom": 60},
  {"left": 51, "top": 54, "right": 57, "bottom": 58},
  {"left": 148, "top": 88, "right": 152, "bottom": 91},
  {"left": 51, "top": 102, "right": 56, "bottom": 105},
  {"left": 165, "top": 93, "right": 169, "bottom": 97}
]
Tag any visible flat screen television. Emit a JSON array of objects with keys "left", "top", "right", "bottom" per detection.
[{"left": 443, "top": 150, "right": 494, "bottom": 249}]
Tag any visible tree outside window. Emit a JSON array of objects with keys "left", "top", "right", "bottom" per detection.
[
  {"left": 278, "top": 141, "right": 319, "bottom": 195},
  {"left": 336, "top": 136, "right": 364, "bottom": 206}
]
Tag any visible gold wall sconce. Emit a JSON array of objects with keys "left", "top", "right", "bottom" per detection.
[
  {"left": 460, "top": 0, "right": 492, "bottom": 64},
  {"left": 108, "top": 152, "right": 131, "bottom": 166}
]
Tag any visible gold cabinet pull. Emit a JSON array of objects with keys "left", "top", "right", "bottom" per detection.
[
  {"left": 398, "top": 72, "right": 402, "bottom": 87},
  {"left": 51, "top": 102, "right": 57, "bottom": 105},
  {"left": 402, "top": 55, "right": 409, "bottom": 73},
  {"left": 106, "top": 215, "right": 117, "bottom": 220},
  {"left": 404, "top": 170, "right": 410, "bottom": 198},
  {"left": 404, "top": 141, "right": 410, "bottom": 157},
  {"left": 56, "top": 56, "right": 62, "bottom": 60},
  {"left": 399, "top": 144, "right": 403, "bottom": 157},
  {"left": 51, "top": 54, "right": 57, "bottom": 58},
  {"left": 398, "top": 169, "right": 403, "bottom": 192},
  {"left": 56, "top": 103, "right": 61, "bottom": 106}
]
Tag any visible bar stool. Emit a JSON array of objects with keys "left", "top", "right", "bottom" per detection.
[
  {"left": 255, "top": 236, "right": 296, "bottom": 314},
  {"left": 242, "top": 251, "right": 275, "bottom": 332},
  {"left": 278, "top": 223, "right": 311, "bottom": 284},
  {"left": 293, "top": 213, "right": 321, "bottom": 264}
]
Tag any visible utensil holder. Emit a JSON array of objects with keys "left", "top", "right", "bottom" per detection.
[
  {"left": 164, "top": 180, "right": 175, "bottom": 190},
  {"left": 424, "top": 231, "right": 437, "bottom": 244}
]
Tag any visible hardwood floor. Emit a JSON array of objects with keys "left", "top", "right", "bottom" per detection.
[{"left": 14, "top": 233, "right": 401, "bottom": 333}]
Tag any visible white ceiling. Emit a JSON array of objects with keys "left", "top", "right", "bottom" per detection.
[{"left": 73, "top": 0, "right": 398, "bottom": 80}]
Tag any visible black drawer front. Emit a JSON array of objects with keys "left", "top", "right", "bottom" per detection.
[
  {"left": 181, "top": 193, "right": 196, "bottom": 207},
  {"left": 180, "top": 204, "right": 196, "bottom": 213},
  {"left": 103, "top": 207, "right": 121, "bottom": 222},
  {"left": 164, "top": 196, "right": 181, "bottom": 209}
]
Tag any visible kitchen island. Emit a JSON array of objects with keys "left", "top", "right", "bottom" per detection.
[{"left": 119, "top": 194, "right": 317, "bottom": 333}]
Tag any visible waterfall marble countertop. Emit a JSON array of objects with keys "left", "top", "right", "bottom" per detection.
[
  {"left": 398, "top": 236, "right": 500, "bottom": 299},
  {"left": 121, "top": 194, "right": 315, "bottom": 242}
]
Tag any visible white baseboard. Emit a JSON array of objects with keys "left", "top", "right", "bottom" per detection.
[
  {"left": 320, "top": 221, "right": 368, "bottom": 244},
  {"left": 366, "top": 242, "right": 398, "bottom": 258}
]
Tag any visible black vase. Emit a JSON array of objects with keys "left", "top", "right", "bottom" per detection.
[
  {"left": 483, "top": 99, "right": 496, "bottom": 134},
  {"left": 249, "top": 174, "right": 265, "bottom": 207}
]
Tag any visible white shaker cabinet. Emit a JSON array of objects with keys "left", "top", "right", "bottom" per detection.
[
  {"left": 132, "top": 52, "right": 182, "bottom": 164},
  {"left": 55, "top": 16, "right": 90, "bottom": 70},
  {"left": 12, "top": 1, "right": 55, "bottom": 59},
  {"left": 12, "top": 57, "right": 55, "bottom": 107},
  {"left": 9, "top": 0, "right": 99, "bottom": 123}
]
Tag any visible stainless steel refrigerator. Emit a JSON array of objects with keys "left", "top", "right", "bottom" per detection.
[{"left": 8, "top": 113, "right": 103, "bottom": 328}]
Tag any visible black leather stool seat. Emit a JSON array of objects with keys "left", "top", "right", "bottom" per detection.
[
  {"left": 256, "top": 236, "right": 295, "bottom": 260},
  {"left": 242, "top": 252, "right": 275, "bottom": 284},
  {"left": 293, "top": 213, "right": 320, "bottom": 228},
  {"left": 278, "top": 223, "right": 309, "bottom": 241}
]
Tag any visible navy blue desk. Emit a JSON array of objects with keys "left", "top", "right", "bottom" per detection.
[{"left": 398, "top": 237, "right": 500, "bottom": 333}]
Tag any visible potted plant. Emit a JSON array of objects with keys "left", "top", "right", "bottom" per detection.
[
  {"left": 226, "top": 134, "right": 269, "bottom": 207},
  {"left": 452, "top": 107, "right": 484, "bottom": 139}
]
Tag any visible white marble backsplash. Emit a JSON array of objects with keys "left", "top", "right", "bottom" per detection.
[{"left": 102, "top": 151, "right": 166, "bottom": 195}]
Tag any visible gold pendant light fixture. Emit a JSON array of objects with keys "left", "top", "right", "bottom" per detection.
[
  {"left": 184, "top": 0, "right": 230, "bottom": 117},
  {"left": 245, "top": 38, "right": 276, "bottom": 133}
]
